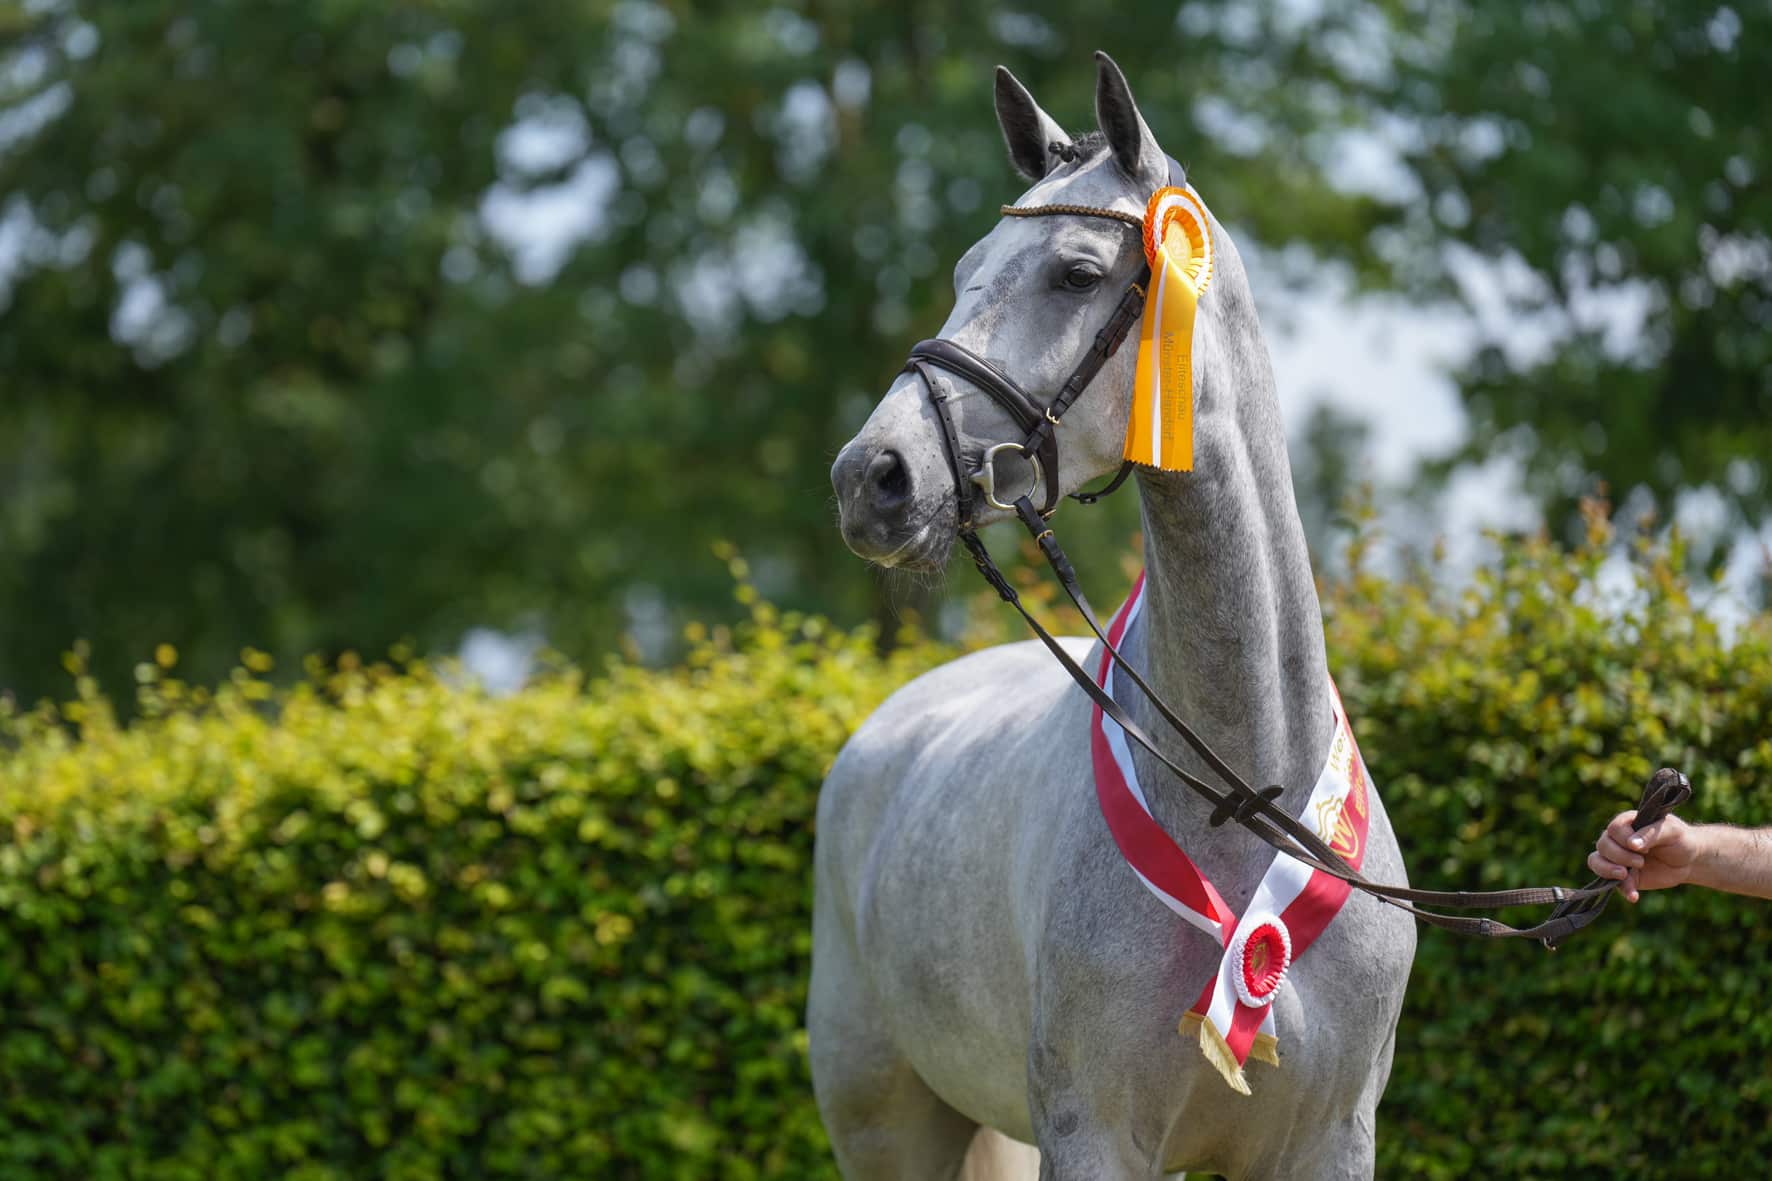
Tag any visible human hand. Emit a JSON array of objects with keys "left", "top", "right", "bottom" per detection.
[{"left": 1587, "top": 810, "right": 1699, "bottom": 902}]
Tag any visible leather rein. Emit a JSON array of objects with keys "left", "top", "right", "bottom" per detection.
[{"left": 897, "top": 149, "right": 1690, "bottom": 950}]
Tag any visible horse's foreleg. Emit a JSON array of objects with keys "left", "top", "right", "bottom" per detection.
[
  {"left": 809, "top": 903, "right": 985, "bottom": 1180},
  {"left": 1025, "top": 1038, "right": 1164, "bottom": 1181},
  {"left": 1239, "top": 1109, "right": 1375, "bottom": 1181},
  {"left": 808, "top": 1000, "right": 981, "bottom": 1179},
  {"left": 1028, "top": 1107, "right": 1161, "bottom": 1181}
]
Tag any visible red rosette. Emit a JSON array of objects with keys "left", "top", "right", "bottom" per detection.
[{"left": 1231, "top": 917, "right": 1292, "bottom": 1008}]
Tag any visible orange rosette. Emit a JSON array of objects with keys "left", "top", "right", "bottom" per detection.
[{"left": 1142, "top": 186, "right": 1214, "bottom": 296}]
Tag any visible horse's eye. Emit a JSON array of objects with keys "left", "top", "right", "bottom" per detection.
[{"left": 1062, "top": 265, "right": 1101, "bottom": 291}]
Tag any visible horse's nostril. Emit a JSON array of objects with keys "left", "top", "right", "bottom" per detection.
[{"left": 867, "top": 450, "right": 912, "bottom": 512}]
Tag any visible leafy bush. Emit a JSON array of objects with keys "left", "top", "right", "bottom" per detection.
[
  {"left": 0, "top": 596, "right": 940, "bottom": 1181},
  {"left": 2, "top": 524, "right": 1768, "bottom": 1178},
  {"left": 1328, "top": 514, "right": 1772, "bottom": 1178}
]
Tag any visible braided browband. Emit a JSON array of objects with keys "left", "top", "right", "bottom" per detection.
[{"left": 1000, "top": 203, "right": 1144, "bottom": 229}]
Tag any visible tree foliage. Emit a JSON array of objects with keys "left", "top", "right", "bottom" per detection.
[
  {"left": 1344, "top": 0, "right": 1772, "bottom": 530},
  {"left": 7, "top": 0, "right": 1762, "bottom": 698},
  {"left": 0, "top": 1, "right": 1390, "bottom": 701}
]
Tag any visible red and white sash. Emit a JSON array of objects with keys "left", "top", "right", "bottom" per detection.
[{"left": 1089, "top": 574, "right": 1373, "bottom": 1094}]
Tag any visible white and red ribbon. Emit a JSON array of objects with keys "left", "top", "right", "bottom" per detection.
[{"left": 1090, "top": 573, "right": 1374, "bottom": 1094}]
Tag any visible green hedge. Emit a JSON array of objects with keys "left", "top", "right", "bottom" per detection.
[
  {"left": 1331, "top": 519, "right": 1772, "bottom": 1177},
  {"left": 2, "top": 526, "right": 1769, "bottom": 1178},
  {"left": 0, "top": 599, "right": 941, "bottom": 1180}
]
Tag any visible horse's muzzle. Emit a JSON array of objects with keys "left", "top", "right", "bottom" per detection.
[{"left": 831, "top": 442, "right": 940, "bottom": 566}]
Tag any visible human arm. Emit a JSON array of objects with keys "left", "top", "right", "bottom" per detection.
[{"left": 1588, "top": 811, "right": 1772, "bottom": 902}]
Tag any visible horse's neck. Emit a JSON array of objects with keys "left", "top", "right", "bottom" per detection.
[{"left": 1123, "top": 374, "right": 1333, "bottom": 900}]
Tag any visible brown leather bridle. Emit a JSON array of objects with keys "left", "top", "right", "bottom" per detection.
[
  {"left": 893, "top": 145, "right": 1690, "bottom": 948},
  {"left": 900, "top": 152, "right": 1168, "bottom": 532}
]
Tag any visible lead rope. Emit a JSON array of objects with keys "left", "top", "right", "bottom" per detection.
[{"left": 963, "top": 502, "right": 1692, "bottom": 946}]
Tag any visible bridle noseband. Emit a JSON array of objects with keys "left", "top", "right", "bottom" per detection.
[{"left": 886, "top": 145, "right": 1691, "bottom": 950}]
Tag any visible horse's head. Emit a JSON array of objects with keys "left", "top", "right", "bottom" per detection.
[{"left": 832, "top": 52, "right": 1245, "bottom": 570}]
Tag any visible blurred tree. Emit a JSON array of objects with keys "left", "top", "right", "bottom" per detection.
[
  {"left": 1335, "top": 0, "right": 1772, "bottom": 537},
  {"left": 0, "top": 0, "right": 1394, "bottom": 701},
  {"left": 1291, "top": 400, "right": 1374, "bottom": 572}
]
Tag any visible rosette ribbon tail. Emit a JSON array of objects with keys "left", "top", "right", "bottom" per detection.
[{"left": 1179, "top": 1010, "right": 1251, "bottom": 1095}]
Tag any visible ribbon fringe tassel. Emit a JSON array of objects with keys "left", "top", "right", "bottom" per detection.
[{"left": 1179, "top": 1012, "right": 1251, "bottom": 1096}]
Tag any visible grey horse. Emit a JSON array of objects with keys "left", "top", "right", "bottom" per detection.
[{"left": 813, "top": 54, "right": 1416, "bottom": 1181}]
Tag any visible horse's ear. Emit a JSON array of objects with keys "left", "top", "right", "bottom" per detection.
[
  {"left": 1093, "top": 51, "right": 1164, "bottom": 191},
  {"left": 994, "top": 66, "right": 1069, "bottom": 181}
]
